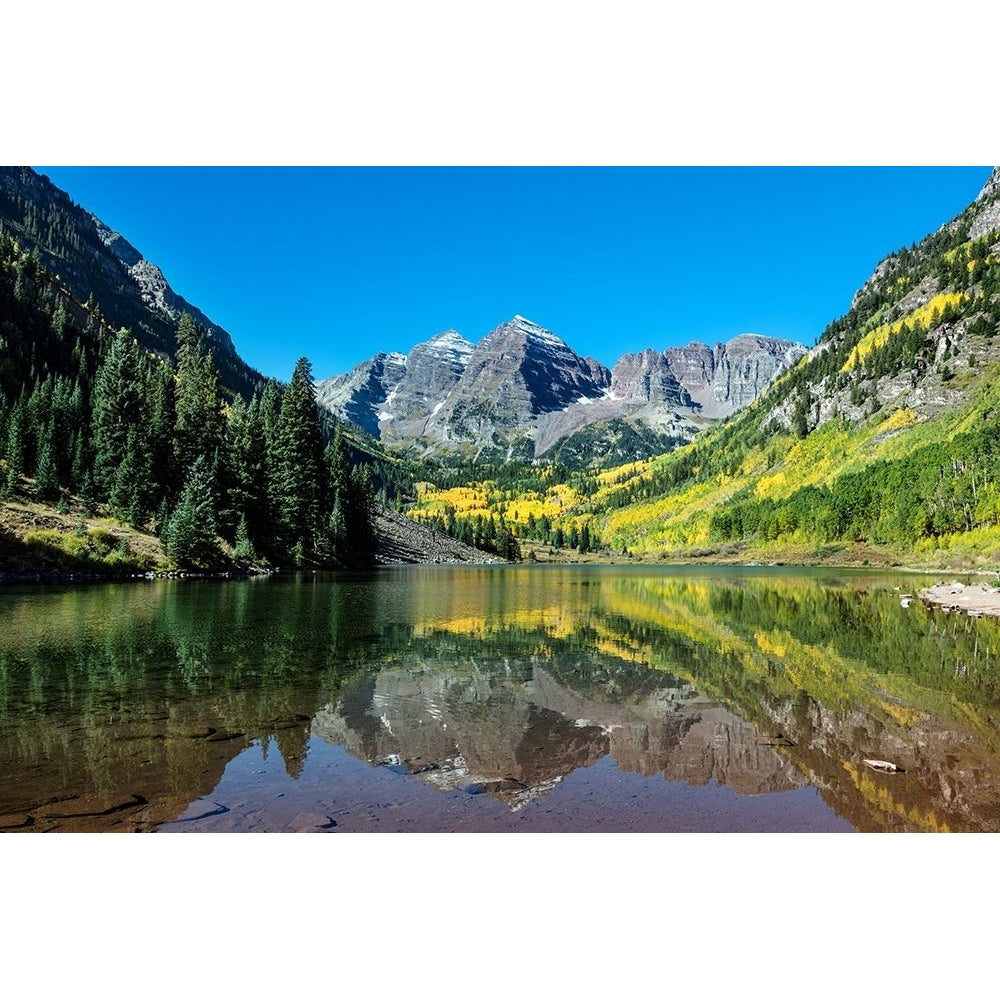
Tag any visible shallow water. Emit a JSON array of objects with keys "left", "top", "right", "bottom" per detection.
[{"left": 2, "top": 564, "right": 997, "bottom": 832}]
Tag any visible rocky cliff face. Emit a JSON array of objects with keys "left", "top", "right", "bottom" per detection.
[
  {"left": 610, "top": 348, "right": 693, "bottom": 407},
  {"left": 89, "top": 215, "right": 238, "bottom": 356},
  {"left": 316, "top": 315, "right": 807, "bottom": 463},
  {"left": 315, "top": 351, "right": 408, "bottom": 437},
  {"left": 665, "top": 335, "right": 809, "bottom": 416},
  {"left": 607, "top": 335, "right": 808, "bottom": 416},
  {"left": 966, "top": 165, "right": 1000, "bottom": 239}
]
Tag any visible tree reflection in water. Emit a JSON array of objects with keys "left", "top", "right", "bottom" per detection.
[{"left": 2, "top": 566, "right": 998, "bottom": 831}]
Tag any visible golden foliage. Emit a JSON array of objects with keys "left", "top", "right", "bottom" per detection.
[{"left": 842, "top": 292, "right": 969, "bottom": 371}]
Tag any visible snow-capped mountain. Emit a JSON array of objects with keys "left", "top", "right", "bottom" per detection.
[{"left": 316, "top": 315, "right": 808, "bottom": 464}]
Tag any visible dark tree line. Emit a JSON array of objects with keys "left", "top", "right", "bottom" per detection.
[
  {"left": 0, "top": 230, "right": 377, "bottom": 569},
  {"left": 417, "top": 508, "right": 523, "bottom": 561}
]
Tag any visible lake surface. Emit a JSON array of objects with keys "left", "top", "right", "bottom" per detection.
[{"left": 2, "top": 564, "right": 999, "bottom": 833}]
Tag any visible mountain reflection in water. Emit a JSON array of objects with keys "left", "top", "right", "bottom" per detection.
[
  {"left": 312, "top": 659, "right": 808, "bottom": 812},
  {"left": 2, "top": 565, "right": 999, "bottom": 832}
]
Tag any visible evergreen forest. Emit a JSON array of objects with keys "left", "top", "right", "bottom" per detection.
[{"left": 0, "top": 231, "right": 377, "bottom": 571}]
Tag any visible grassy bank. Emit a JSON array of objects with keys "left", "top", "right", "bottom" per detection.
[{"left": 0, "top": 496, "right": 163, "bottom": 575}]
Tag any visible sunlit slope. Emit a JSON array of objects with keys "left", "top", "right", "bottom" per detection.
[{"left": 412, "top": 170, "right": 1000, "bottom": 565}]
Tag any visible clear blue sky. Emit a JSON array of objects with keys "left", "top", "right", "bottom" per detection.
[{"left": 33, "top": 166, "right": 994, "bottom": 383}]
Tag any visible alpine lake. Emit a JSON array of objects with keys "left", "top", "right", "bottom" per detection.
[{"left": 3, "top": 563, "right": 1000, "bottom": 834}]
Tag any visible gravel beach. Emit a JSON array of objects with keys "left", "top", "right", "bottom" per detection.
[{"left": 919, "top": 580, "right": 1000, "bottom": 617}]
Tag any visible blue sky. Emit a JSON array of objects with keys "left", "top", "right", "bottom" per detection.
[{"left": 34, "top": 166, "right": 994, "bottom": 383}]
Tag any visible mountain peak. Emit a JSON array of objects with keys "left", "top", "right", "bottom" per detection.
[
  {"left": 508, "top": 315, "right": 548, "bottom": 334},
  {"left": 425, "top": 329, "right": 475, "bottom": 353},
  {"left": 967, "top": 167, "right": 1000, "bottom": 239},
  {"left": 974, "top": 166, "right": 1000, "bottom": 204},
  {"left": 502, "top": 314, "right": 568, "bottom": 350}
]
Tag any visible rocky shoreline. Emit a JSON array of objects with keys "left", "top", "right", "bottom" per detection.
[
  {"left": 919, "top": 580, "right": 1000, "bottom": 618},
  {"left": 0, "top": 508, "right": 502, "bottom": 585},
  {"left": 0, "top": 566, "right": 281, "bottom": 586}
]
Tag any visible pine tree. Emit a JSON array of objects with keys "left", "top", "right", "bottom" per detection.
[
  {"left": 162, "top": 455, "right": 219, "bottom": 568},
  {"left": 148, "top": 362, "right": 177, "bottom": 503},
  {"left": 173, "top": 313, "right": 223, "bottom": 478},
  {"left": 3, "top": 394, "right": 27, "bottom": 484},
  {"left": 233, "top": 513, "right": 255, "bottom": 563},
  {"left": 346, "top": 464, "right": 378, "bottom": 565},
  {"left": 270, "top": 357, "right": 325, "bottom": 559},
  {"left": 69, "top": 431, "right": 90, "bottom": 494},
  {"left": 109, "top": 428, "right": 154, "bottom": 528},
  {"left": 33, "top": 422, "right": 60, "bottom": 500},
  {"left": 231, "top": 390, "right": 274, "bottom": 555},
  {"left": 325, "top": 493, "right": 348, "bottom": 563},
  {"left": 91, "top": 332, "right": 147, "bottom": 499},
  {"left": 322, "top": 422, "right": 378, "bottom": 566}
]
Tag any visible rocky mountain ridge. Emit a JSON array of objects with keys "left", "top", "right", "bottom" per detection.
[
  {"left": 0, "top": 166, "right": 262, "bottom": 397},
  {"left": 316, "top": 314, "right": 808, "bottom": 465},
  {"left": 773, "top": 165, "right": 1000, "bottom": 440}
]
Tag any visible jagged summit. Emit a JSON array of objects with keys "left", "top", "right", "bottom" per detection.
[
  {"left": 316, "top": 315, "right": 807, "bottom": 465},
  {"left": 429, "top": 328, "right": 473, "bottom": 344},
  {"left": 419, "top": 329, "right": 476, "bottom": 360},
  {"left": 505, "top": 314, "right": 570, "bottom": 349}
]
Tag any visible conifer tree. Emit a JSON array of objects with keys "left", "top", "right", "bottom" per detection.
[
  {"left": 270, "top": 357, "right": 325, "bottom": 559},
  {"left": 162, "top": 455, "right": 219, "bottom": 567},
  {"left": 109, "top": 428, "right": 154, "bottom": 528},
  {"left": 325, "top": 493, "right": 348, "bottom": 563},
  {"left": 70, "top": 431, "right": 90, "bottom": 494},
  {"left": 229, "top": 390, "right": 274, "bottom": 555},
  {"left": 173, "top": 313, "right": 223, "bottom": 478},
  {"left": 91, "top": 332, "right": 147, "bottom": 498},
  {"left": 33, "top": 421, "right": 59, "bottom": 500},
  {"left": 3, "top": 393, "right": 27, "bottom": 485},
  {"left": 321, "top": 424, "right": 351, "bottom": 564},
  {"left": 346, "top": 464, "right": 378, "bottom": 565},
  {"left": 233, "top": 513, "right": 255, "bottom": 563},
  {"left": 148, "top": 362, "right": 177, "bottom": 502}
]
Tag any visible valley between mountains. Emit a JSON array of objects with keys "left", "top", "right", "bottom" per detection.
[{"left": 2, "top": 166, "right": 1000, "bottom": 576}]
